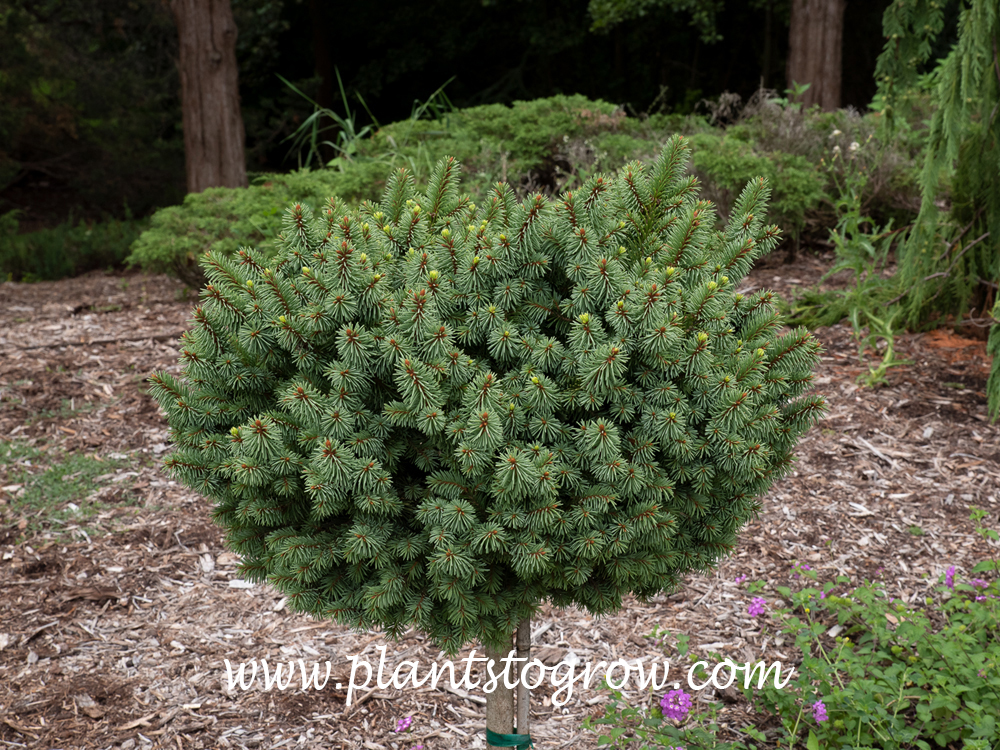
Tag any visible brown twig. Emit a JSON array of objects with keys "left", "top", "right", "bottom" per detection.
[
  {"left": 935, "top": 207, "right": 984, "bottom": 262},
  {"left": 887, "top": 231, "right": 991, "bottom": 307}
]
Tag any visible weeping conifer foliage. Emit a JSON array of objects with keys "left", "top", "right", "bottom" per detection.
[
  {"left": 148, "top": 137, "right": 825, "bottom": 653},
  {"left": 875, "top": 0, "right": 1000, "bottom": 418}
]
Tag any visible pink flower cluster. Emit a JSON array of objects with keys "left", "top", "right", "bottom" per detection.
[{"left": 660, "top": 688, "right": 693, "bottom": 720}]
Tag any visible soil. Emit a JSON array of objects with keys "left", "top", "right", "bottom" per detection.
[{"left": 1, "top": 253, "right": 998, "bottom": 750}]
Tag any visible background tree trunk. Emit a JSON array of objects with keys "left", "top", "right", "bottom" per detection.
[
  {"left": 786, "top": 0, "right": 847, "bottom": 110},
  {"left": 170, "top": 0, "right": 248, "bottom": 193}
]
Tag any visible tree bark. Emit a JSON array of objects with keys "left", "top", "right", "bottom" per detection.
[
  {"left": 516, "top": 618, "right": 531, "bottom": 739},
  {"left": 170, "top": 0, "right": 248, "bottom": 193},
  {"left": 485, "top": 640, "right": 514, "bottom": 748},
  {"left": 786, "top": 0, "right": 847, "bottom": 110}
]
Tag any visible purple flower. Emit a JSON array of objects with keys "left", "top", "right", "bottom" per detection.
[
  {"left": 734, "top": 574, "right": 748, "bottom": 585},
  {"left": 971, "top": 578, "right": 989, "bottom": 590},
  {"left": 660, "top": 688, "right": 693, "bottom": 720},
  {"left": 748, "top": 597, "right": 766, "bottom": 618},
  {"left": 812, "top": 700, "right": 828, "bottom": 723},
  {"left": 945, "top": 566, "right": 956, "bottom": 590},
  {"left": 976, "top": 595, "right": 987, "bottom": 602},
  {"left": 395, "top": 716, "right": 414, "bottom": 733},
  {"left": 820, "top": 589, "right": 830, "bottom": 599}
]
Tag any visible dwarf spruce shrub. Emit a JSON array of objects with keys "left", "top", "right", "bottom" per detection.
[{"left": 149, "top": 136, "right": 824, "bottom": 653}]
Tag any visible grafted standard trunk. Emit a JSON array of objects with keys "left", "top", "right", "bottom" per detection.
[
  {"left": 485, "top": 641, "right": 514, "bottom": 746},
  {"left": 170, "top": 0, "right": 248, "bottom": 193},
  {"left": 786, "top": 0, "right": 847, "bottom": 111},
  {"left": 486, "top": 617, "right": 531, "bottom": 748}
]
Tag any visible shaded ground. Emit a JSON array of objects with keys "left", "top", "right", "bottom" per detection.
[{"left": 1, "top": 255, "right": 998, "bottom": 750}]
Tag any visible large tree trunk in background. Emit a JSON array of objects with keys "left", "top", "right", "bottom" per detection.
[
  {"left": 786, "top": 0, "right": 846, "bottom": 110},
  {"left": 170, "top": 0, "right": 247, "bottom": 193}
]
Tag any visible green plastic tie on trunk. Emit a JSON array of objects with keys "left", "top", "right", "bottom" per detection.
[{"left": 486, "top": 729, "right": 533, "bottom": 749}]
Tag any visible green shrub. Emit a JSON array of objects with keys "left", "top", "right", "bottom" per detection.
[
  {"left": 127, "top": 96, "right": 707, "bottom": 287},
  {"left": 126, "top": 169, "right": 380, "bottom": 287},
  {"left": 690, "top": 132, "right": 826, "bottom": 242},
  {"left": 147, "top": 143, "right": 824, "bottom": 654},
  {"left": 0, "top": 211, "right": 147, "bottom": 282}
]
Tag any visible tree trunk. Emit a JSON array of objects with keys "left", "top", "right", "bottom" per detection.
[
  {"left": 485, "top": 640, "right": 514, "bottom": 748},
  {"left": 786, "top": 0, "right": 847, "bottom": 110},
  {"left": 516, "top": 618, "right": 531, "bottom": 739},
  {"left": 485, "top": 620, "right": 532, "bottom": 748},
  {"left": 170, "top": 0, "right": 248, "bottom": 193}
]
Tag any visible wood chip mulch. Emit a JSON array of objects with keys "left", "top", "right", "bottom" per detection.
[{"left": 0, "top": 255, "right": 997, "bottom": 750}]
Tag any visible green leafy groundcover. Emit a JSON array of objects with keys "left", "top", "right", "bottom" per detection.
[
  {"left": 585, "top": 518, "right": 1000, "bottom": 750},
  {"left": 149, "top": 139, "right": 824, "bottom": 653}
]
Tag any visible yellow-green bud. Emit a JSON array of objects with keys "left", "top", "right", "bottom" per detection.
[
  {"left": 302, "top": 267, "right": 311, "bottom": 274},
  {"left": 373, "top": 274, "right": 382, "bottom": 282},
  {"left": 468, "top": 224, "right": 476, "bottom": 233},
  {"left": 720, "top": 276, "right": 728, "bottom": 284},
  {"left": 429, "top": 270, "right": 439, "bottom": 281},
  {"left": 617, "top": 300, "right": 624, "bottom": 309},
  {"left": 697, "top": 332, "right": 708, "bottom": 343},
  {"left": 579, "top": 313, "right": 590, "bottom": 324},
  {"left": 278, "top": 315, "right": 286, "bottom": 323},
  {"left": 359, "top": 253, "right": 367, "bottom": 263},
  {"left": 441, "top": 228, "right": 451, "bottom": 238},
  {"left": 645, "top": 256, "right": 653, "bottom": 264},
  {"left": 472, "top": 256, "right": 480, "bottom": 265},
  {"left": 756, "top": 348, "right": 765, "bottom": 357},
  {"left": 469, "top": 203, "right": 476, "bottom": 211},
  {"left": 246, "top": 280, "right": 254, "bottom": 288},
  {"left": 707, "top": 281, "right": 717, "bottom": 291},
  {"left": 618, "top": 246, "right": 626, "bottom": 254},
  {"left": 531, "top": 376, "right": 540, "bottom": 384},
  {"left": 230, "top": 427, "right": 239, "bottom": 436},
  {"left": 383, "top": 225, "right": 391, "bottom": 233},
  {"left": 413, "top": 205, "right": 421, "bottom": 214},
  {"left": 362, "top": 222, "right": 369, "bottom": 232}
]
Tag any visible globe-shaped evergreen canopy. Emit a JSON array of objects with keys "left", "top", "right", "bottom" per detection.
[{"left": 149, "top": 136, "right": 824, "bottom": 653}]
